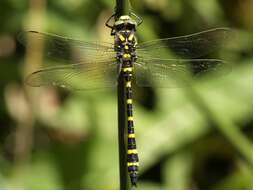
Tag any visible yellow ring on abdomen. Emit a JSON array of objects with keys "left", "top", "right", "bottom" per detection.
[
  {"left": 128, "top": 116, "right": 133, "bottom": 121},
  {"left": 128, "top": 149, "right": 138, "bottom": 154},
  {"left": 126, "top": 99, "right": 133, "bottom": 104},
  {"left": 128, "top": 133, "right": 135, "bottom": 138},
  {"left": 127, "top": 162, "right": 139, "bottom": 167},
  {"left": 126, "top": 81, "right": 131, "bottom": 87},
  {"left": 123, "top": 67, "right": 133, "bottom": 72}
]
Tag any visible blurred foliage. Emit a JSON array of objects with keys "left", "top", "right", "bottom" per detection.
[{"left": 0, "top": 0, "right": 253, "bottom": 190}]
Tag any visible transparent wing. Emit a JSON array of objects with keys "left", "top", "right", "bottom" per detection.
[
  {"left": 135, "top": 58, "right": 231, "bottom": 87},
  {"left": 25, "top": 60, "right": 119, "bottom": 90},
  {"left": 18, "top": 31, "right": 115, "bottom": 63},
  {"left": 137, "top": 28, "right": 232, "bottom": 59}
]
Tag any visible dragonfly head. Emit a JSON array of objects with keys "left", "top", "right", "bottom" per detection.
[
  {"left": 114, "top": 15, "right": 137, "bottom": 31},
  {"left": 106, "top": 13, "right": 142, "bottom": 35}
]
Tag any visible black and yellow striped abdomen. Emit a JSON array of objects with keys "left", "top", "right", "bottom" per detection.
[{"left": 123, "top": 67, "right": 139, "bottom": 186}]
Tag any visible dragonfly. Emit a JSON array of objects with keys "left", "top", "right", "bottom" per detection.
[{"left": 19, "top": 13, "right": 232, "bottom": 186}]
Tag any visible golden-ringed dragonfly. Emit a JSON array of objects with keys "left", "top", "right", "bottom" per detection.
[{"left": 19, "top": 13, "right": 232, "bottom": 187}]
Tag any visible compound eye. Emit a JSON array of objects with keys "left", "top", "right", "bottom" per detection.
[
  {"left": 126, "top": 24, "right": 136, "bottom": 30},
  {"left": 116, "top": 23, "right": 124, "bottom": 30}
]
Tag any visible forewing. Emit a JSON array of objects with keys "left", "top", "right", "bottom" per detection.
[
  {"left": 135, "top": 58, "right": 231, "bottom": 87},
  {"left": 137, "top": 28, "right": 232, "bottom": 59},
  {"left": 18, "top": 31, "right": 115, "bottom": 63},
  {"left": 25, "top": 60, "right": 118, "bottom": 90}
]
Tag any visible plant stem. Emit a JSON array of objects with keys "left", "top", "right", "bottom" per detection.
[
  {"left": 117, "top": 73, "right": 128, "bottom": 190},
  {"left": 115, "top": 0, "right": 129, "bottom": 17},
  {"left": 115, "top": 1, "right": 130, "bottom": 189}
]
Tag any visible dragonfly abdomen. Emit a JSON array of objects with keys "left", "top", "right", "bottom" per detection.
[{"left": 123, "top": 67, "right": 139, "bottom": 186}]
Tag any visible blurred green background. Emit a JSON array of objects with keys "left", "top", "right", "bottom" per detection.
[{"left": 1, "top": 0, "right": 253, "bottom": 189}]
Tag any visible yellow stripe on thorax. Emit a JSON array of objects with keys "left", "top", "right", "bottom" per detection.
[
  {"left": 128, "top": 116, "right": 133, "bottom": 121},
  {"left": 118, "top": 34, "right": 125, "bottom": 41},
  {"left": 128, "top": 33, "right": 134, "bottom": 41},
  {"left": 128, "top": 149, "right": 138, "bottom": 154}
]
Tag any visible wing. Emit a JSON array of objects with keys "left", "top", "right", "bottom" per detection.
[
  {"left": 25, "top": 60, "right": 119, "bottom": 90},
  {"left": 137, "top": 28, "right": 232, "bottom": 59},
  {"left": 134, "top": 58, "right": 231, "bottom": 87},
  {"left": 18, "top": 31, "right": 115, "bottom": 63}
]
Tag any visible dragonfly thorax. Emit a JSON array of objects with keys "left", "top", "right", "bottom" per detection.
[{"left": 115, "top": 30, "right": 137, "bottom": 63}]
